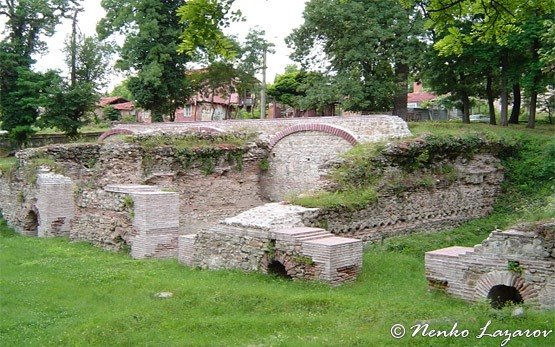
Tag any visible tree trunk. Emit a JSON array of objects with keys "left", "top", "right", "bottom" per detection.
[
  {"left": 486, "top": 73, "right": 496, "bottom": 125},
  {"left": 528, "top": 91, "right": 537, "bottom": 129},
  {"left": 500, "top": 52, "right": 509, "bottom": 126},
  {"left": 527, "top": 37, "right": 540, "bottom": 129},
  {"left": 392, "top": 63, "right": 409, "bottom": 120},
  {"left": 461, "top": 91, "right": 471, "bottom": 124},
  {"left": 509, "top": 83, "right": 520, "bottom": 124}
]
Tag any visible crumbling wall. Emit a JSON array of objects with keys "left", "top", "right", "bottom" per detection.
[
  {"left": 0, "top": 139, "right": 268, "bottom": 249},
  {"left": 425, "top": 221, "right": 555, "bottom": 310},
  {"left": 302, "top": 151, "right": 505, "bottom": 242}
]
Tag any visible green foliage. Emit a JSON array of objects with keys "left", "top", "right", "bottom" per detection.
[
  {"left": 132, "top": 133, "right": 254, "bottom": 175},
  {"left": 0, "top": 0, "right": 80, "bottom": 146},
  {"left": 103, "top": 106, "right": 120, "bottom": 122},
  {"left": 507, "top": 260, "right": 523, "bottom": 275},
  {"left": 109, "top": 79, "right": 134, "bottom": 101},
  {"left": 0, "top": 157, "right": 17, "bottom": 174},
  {"left": 409, "top": 0, "right": 555, "bottom": 56},
  {"left": 292, "top": 187, "right": 378, "bottom": 211},
  {"left": 98, "top": 0, "right": 190, "bottom": 121},
  {"left": 287, "top": 0, "right": 425, "bottom": 112},
  {"left": 177, "top": 0, "right": 242, "bottom": 62},
  {"left": 292, "top": 255, "right": 315, "bottom": 266},
  {"left": 258, "top": 157, "right": 269, "bottom": 172}
]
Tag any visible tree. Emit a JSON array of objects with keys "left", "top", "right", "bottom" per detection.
[
  {"left": 0, "top": 0, "right": 80, "bottom": 145},
  {"left": 268, "top": 66, "right": 340, "bottom": 116},
  {"left": 177, "top": 0, "right": 241, "bottom": 63},
  {"left": 41, "top": 30, "right": 113, "bottom": 137},
  {"left": 287, "top": 0, "right": 425, "bottom": 117},
  {"left": 411, "top": 0, "right": 555, "bottom": 127},
  {"left": 109, "top": 79, "right": 134, "bottom": 100},
  {"left": 98, "top": 0, "right": 190, "bottom": 122}
]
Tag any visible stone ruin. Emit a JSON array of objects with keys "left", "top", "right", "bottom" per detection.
[
  {"left": 0, "top": 115, "right": 533, "bottom": 288},
  {"left": 425, "top": 221, "right": 555, "bottom": 310},
  {"left": 179, "top": 203, "right": 363, "bottom": 285}
]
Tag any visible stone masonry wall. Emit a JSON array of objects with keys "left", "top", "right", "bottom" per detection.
[
  {"left": 261, "top": 132, "right": 353, "bottom": 201},
  {"left": 0, "top": 140, "right": 267, "bottom": 249},
  {"left": 105, "top": 115, "right": 411, "bottom": 143},
  {"left": 425, "top": 221, "right": 555, "bottom": 310},
  {"left": 302, "top": 153, "right": 504, "bottom": 242},
  {"left": 179, "top": 222, "right": 363, "bottom": 285}
]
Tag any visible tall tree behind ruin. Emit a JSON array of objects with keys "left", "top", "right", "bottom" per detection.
[
  {"left": 97, "top": 0, "right": 190, "bottom": 122},
  {"left": 0, "top": 0, "right": 80, "bottom": 145},
  {"left": 287, "top": 0, "right": 425, "bottom": 117}
]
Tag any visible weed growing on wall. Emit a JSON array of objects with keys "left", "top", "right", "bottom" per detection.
[
  {"left": 132, "top": 132, "right": 255, "bottom": 175},
  {"left": 292, "top": 123, "right": 551, "bottom": 212}
]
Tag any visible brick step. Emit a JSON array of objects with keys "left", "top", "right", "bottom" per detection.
[{"left": 295, "top": 232, "right": 334, "bottom": 241}]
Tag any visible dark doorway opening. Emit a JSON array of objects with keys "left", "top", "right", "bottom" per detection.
[
  {"left": 267, "top": 260, "right": 292, "bottom": 279},
  {"left": 487, "top": 285, "right": 524, "bottom": 309},
  {"left": 23, "top": 210, "right": 39, "bottom": 236}
]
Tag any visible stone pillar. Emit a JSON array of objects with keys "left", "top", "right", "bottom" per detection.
[{"left": 36, "top": 172, "right": 75, "bottom": 237}]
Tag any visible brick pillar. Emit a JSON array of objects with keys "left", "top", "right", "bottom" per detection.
[
  {"left": 36, "top": 172, "right": 75, "bottom": 237},
  {"left": 129, "top": 191, "right": 180, "bottom": 259}
]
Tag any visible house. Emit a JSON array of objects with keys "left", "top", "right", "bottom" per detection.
[
  {"left": 175, "top": 92, "right": 242, "bottom": 122},
  {"left": 95, "top": 96, "right": 137, "bottom": 120},
  {"left": 406, "top": 82, "right": 447, "bottom": 121},
  {"left": 407, "top": 82, "right": 437, "bottom": 109}
]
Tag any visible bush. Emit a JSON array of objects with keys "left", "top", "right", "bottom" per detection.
[{"left": 103, "top": 106, "right": 120, "bottom": 121}]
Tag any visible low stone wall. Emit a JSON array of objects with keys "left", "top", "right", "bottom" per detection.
[
  {"left": 179, "top": 204, "right": 363, "bottom": 285},
  {"left": 104, "top": 115, "right": 411, "bottom": 144},
  {"left": 302, "top": 153, "right": 504, "bottom": 242},
  {"left": 425, "top": 221, "right": 555, "bottom": 310}
]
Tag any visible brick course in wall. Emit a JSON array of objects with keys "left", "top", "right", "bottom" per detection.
[
  {"left": 36, "top": 171, "right": 75, "bottom": 237},
  {"left": 302, "top": 154, "right": 504, "bottom": 242}
]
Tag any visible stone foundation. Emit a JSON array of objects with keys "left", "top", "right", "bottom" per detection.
[
  {"left": 179, "top": 221, "right": 362, "bottom": 285},
  {"left": 104, "top": 184, "right": 180, "bottom": 259},
  {"left": 303, "top": 153, "right": 504, "bottom": 242},
  {"left": 425, "top": 221, "right": 555, "bottom": 310}
]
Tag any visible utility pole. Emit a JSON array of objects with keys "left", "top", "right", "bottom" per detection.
[
  {"left": 70, "top": 9, "right": 79, "bottom": 88},
  {"left": 260, "top": 46, "right": 267, "bottom": 119}
]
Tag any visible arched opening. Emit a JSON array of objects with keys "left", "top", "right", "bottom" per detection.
[
  {"left": 23, "top": 210, "right": 39, "bottom": 236},
  {"left": 487, "top": 285, "right": 524, "bottom": 309},
  {"left": 267, "top": 260, "right": 292, "bottom": 280}
]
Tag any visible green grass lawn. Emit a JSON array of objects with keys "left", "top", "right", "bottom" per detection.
[
  {"left": 1, "top": 122, "right": 554, "bottom": 346},
  {"left": 1, "top": 216, "right": 553, "bottom": 346}
]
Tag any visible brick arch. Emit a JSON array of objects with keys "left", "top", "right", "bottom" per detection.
[
  {"left": 98, "top": 129, "right": 135, "bottom": 142},
  {"left": 474, "top": 270, "right": 537, "bottom": 302},
  {"left": 268, "top": 123, "right": 358, "bottom": 150}
]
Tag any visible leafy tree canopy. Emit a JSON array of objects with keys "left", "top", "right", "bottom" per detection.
[{"left": 98, "top": 0, "right": 190, "bottom": 121}]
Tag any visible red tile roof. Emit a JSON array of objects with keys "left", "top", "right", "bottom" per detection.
[
  {"left": 408, "top": 91, "right": 436, "bottom": 103},
  {"left": 99, "top": 96, "right": 129, "bottom": 107},
  {"left": 112, "top": 101, "right": 135, "bottom": 111}
]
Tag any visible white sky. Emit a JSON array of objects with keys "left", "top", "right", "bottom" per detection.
[{"left": 28, "top": 0, "right": 307, "bottom": 91}]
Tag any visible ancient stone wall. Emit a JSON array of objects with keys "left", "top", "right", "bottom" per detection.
[
  {"left": 103, "top": 115, "right": 411, "bottom": 143},
  {"left": 302, "top": 153, "right": 504, "bottom": 242},
  {"left": 261, "top": 132, "right": 353, "bottom": 201},
  {"left": 0, "top": 140, "right": 267, "bottom": 249},
  {"left": 179, "top": 204, "right": 363, "bottom": 285},
  {"left": 425, "top": 221, "right": 555, "bottom": 310}
]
